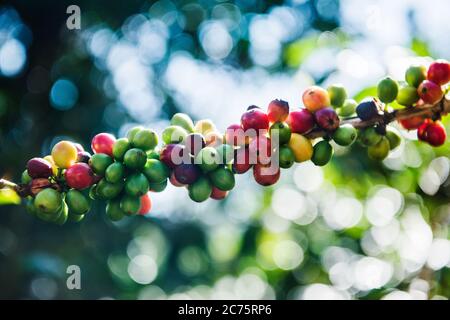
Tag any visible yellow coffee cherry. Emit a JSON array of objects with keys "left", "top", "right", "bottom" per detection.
[
  {"left": 288, "top": 133, "right": 313, "bottom": 162},
  {"left": 194, "top": 119, "right": 216, "bottom": 136},
  {"left": 43, "top": 155, "right": 59, "bottom": 175},
  {"left": 51, "top": 141, "right": 78, "bottom": 169}
]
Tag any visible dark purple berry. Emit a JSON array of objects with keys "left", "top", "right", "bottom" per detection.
[
  {"left": 356, "top": 99, "right": 381, "bottom": 121},
  {"left": 27, "top": 158, "right": 53, "bottom": 179},
  {"left": 174, "top": 164, "right": 201, "bottom": 185},
  {"left": 77, "top": 151, "right": 92, "bottom": 163}
]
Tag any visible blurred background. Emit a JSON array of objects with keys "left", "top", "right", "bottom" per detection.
[{"left": 0, "top": 0, "right": 450, "bottom": 300}]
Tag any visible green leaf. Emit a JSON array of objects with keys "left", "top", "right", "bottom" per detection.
[
  {"left": 353, "top": 86, "right": 377, "bottom": 102},
  {"left": 411, "top": 38, "right": 431, "bottom": 57},
  {"left": 0, "top": 188, "right": 21, "bottom": 205},
  {"left": 284, "top": 35, "right": 319, "bottom": 68}
]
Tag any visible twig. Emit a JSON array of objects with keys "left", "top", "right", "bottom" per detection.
[{"left": 305, "top": 98, "right": 450, "bottom": 139}]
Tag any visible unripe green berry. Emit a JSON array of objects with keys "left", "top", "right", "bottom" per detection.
[
  {"left": 377, "top": 77, "right": 399, "bottom": 103},
  {"left": 112, "top": 138, "right": 131, "bottom": 161},
  {"left": 328, "top": 84, "right": 347, "bottom": 108},
  {"left": 120, "top": 195, "right": 141, "bottom": 216},
  {"left": 332, "top": 124, "right": 357, "bottom": 146},
  {"left": 405, "top": 65, "right": 427, "bottom": 88},
  {"left": 311, "top": 140, "right": 333, "bottom": 166}
]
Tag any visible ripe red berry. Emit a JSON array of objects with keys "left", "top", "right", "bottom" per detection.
[
  {"left": 286, "top": 109, "right": 315, "bottom": 134},
  {"left": 427, "top": 60, "right": 450, "bottom": 85},
  {"left": 267, "top": 99, "right": 289, "bottom": 123},
  {"left": 27, "top": 158, "right": 53, "bottom": 179},
  {"left": 253, "top": 163, "right": 280, "bottom": 186},
  {"left": 232, "top": 147, "right": 252, "bottom": 174},
  {"left": 425, "top": 122, "right": 447, "bottom": 146},
  {"left": 160, "top": 144, "right": 187, "bottom": 168},
  {"left": 399, "top": 116, "right": 425, "bottom": 130},
  {"left": 314, "top": 107, "right": 340, "bottom": 131},
  {"left": 241, "top": 108, "right": 269, "bottom": 132},
  {"left": 138, "top": 193, "right": 152, "bottom": 215},
  {"left": 418, "top": 80, "right": 443, "bottom": 104},
  {"left": 91, "top": 133, "right": 116, "bottom": 157},
  {"left": 210, "top": 186, "right": 228, "bottom": 200},
  {"left": 65, "top": 163, "right": 94, "bottom": 190},
  {"left": 248, "top": 136, "right": 272, "bottom": 164},
  {"left": 225, "top": 124, "right": 249, "bottom": 146}
]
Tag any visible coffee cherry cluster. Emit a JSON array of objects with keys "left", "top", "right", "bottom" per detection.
[
  {"left": 7, "top": 59, "right": 450, "bottom": 225},
  {"left": 90, "top": 130, "right": 160, "bottom": 221},
  {"left": 22, "top": 141, "right": 95, "bottom": 224},
  {"left": 376, "top": 59, "right": 450, "bottom": 147},
  {"left": 161, "top": 114, "right": 235, "bottom": 202}
]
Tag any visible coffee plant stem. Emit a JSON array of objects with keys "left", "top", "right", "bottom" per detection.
[
  {"left": 0, "top": 179, "right": 29, "bottom": 197},
  {"left": 305, "top": 97, "right": 450, "bottom": 139},
  {"left": 1, "top": 99, "right": 449, "bottom": 201}
]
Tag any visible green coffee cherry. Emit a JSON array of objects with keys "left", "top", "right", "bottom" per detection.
[
  {"left": 36, "top": 207, "right": 60, "bottom": 222},
  {"left": 125, "top": 173, "right": 149, "bottom": 197},
  {"left": 106, "top": 200, "right": 126, "bottom": 221},
  {"left": 377, "top": 77, "right": 399, "bottom": 103},
  {"left": 209, "top": 167, "right": 235, "bottom": 191},
  {"left": 278, "top": 146, "right": 295, "bottom": 169},
  {"left": 123, "top": 148, "right": 147, "bottom": 170},
  {"left": 131, "top": 129, "right": 158, "bottom": 151},
  {"left": 358, "top": 127, "right": 382, "bottom": 147},
  {"left": 368, "top": 136, "right": 390, "bottom": 160},
  {"left": 311, "top": 140, "right": 333, "bottom": 166},
  {"left": 162, "top": 125, "right": 188, "bottom": 144},
  {"left": 147, "top": 148, "right": 160, "bottom": 160},
  {"left": 405, "top": 65, "right": 427, "bottom": 88},
  {"left": 96, "top": 178, "right": 123, "bottom": 200},
  {"left": 126, "top": 126, "right": 144, "bottom": 142},
  {"left": 68, "top": 213, "right": 85, "bottom": 222},
  {"left": 196, "top": 147, "right": 220, "bottom": 172},
  {"left": 338, "top": 99, "right": 357, "bottom": 117},
  {"left": 397, "top": 84, "right": 419, "bottom": 106},
  {"left": 269, "top": 122, "right": 291, "bottom": 145},
  {"left": 105, "top": 162, "right": 125, "bottom": 183},
  {"left": 89, "top": 184, "right": 99, "bottom": 200},
  {"left": 112, "top": 138, "right": 131, "bottom": 161},
  {"left": 149, "top": 179, "right": 168, "bottom": 192},
  {"left": 328, "top": 84, "right": 347, "bottom": 108},
  {"left": 89, "top": 154, "right": 113, "bottom": 175},
  {"left": 55, "top": 201, "right": 69, "bottom": 225},
  {"left": 66, "top": 189, "right": 91, "bottom": 215},
  {"left": 143, "top": 159, "right": 170, "bottom": 183},
  {"left": 120, "top": 195, "right": 141, "bottom": 216},
  {"left": 386, "top": 128, "right": 401, "bottom": 150},
  {"left": 332, "top": 124, "right": 357, "bottom": 146},
  {"left": 171, "top": 113, "right": 195, "bottom": 133},
  {"left": 188, "top": 177, "right": 212, "bottom": 202},
  {"left": 25, "top": 198, "right": 36, "bottom": 216},
  {"left": 216, "top": 144, "right": 234, "bottom": 164},
  {"left": 21, "top": 170, "right": 32, "bottom": 184},
  {"left": 34, "top": 188, "right": 62, "bottom": 215}
]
